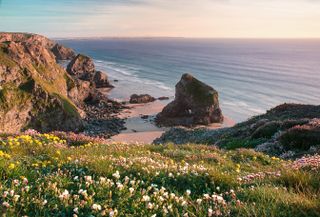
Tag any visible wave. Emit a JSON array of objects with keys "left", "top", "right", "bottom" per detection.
[{"left": 94, "top": 59, "right": 173, "bottom": 92}]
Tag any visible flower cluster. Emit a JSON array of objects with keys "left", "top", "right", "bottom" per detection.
[
  {"left": 52, "top": 131, "right": 107, "bottom": 146},
  {"left": 0, "top": 132, "right": 317, "bottom": 216},
  {"left": 238, "top": 171, "right": 281, "bottom": 183},
  {"left": 290, "top": 154, "right": 320, "bottom": 170},
  {"left": 0, "top": 166, "right": 239, "bottom": 216},
  {"left": 0, "top": 134, "right": 66, "bottom": 149}
]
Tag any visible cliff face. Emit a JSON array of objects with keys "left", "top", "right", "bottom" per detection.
[{"left": 0, "top": 33, "right": 83, "bottom": 133}]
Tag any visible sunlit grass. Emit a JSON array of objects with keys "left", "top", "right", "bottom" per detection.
[{"left": 0, "top": 132, "right": 319, "bottom": 216}]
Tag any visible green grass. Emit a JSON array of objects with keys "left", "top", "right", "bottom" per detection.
[
  {"left": 0, "top": 82, "right": 31, "bottom": 112},
  {"left": 220, "top": 138, "right": 267, "bottom": 150},
  {"left": 0, "top": 50, "right": 18, "bottom": 68},
  {"left": 0, "top": 133, "right": 318, "bottom": 216},
  {"left": 53, "top": 93, "right": 80, "bottom": 117}
]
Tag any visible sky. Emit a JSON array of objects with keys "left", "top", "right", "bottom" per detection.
[{"left": 0, "top": 0, "right": 320, "bottom": 38}]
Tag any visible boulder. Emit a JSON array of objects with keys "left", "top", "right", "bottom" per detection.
[
  {"left": 156, "top": 73, "right": 223, "bottom": 126},
  {"left": 66, "top": 54, "right": 95, "bottom": 80},
  {"left": 93, "top": 71, "right": 113, "bottom": 88},
  {"left": 158, "top": 96, "right": 170, "bottom": 101},
  {"left": 51, "top": 43, "right": 76, "bottom": 60},
  {"left": 129, "top": 94, "right": 156, "bottom": 104}
]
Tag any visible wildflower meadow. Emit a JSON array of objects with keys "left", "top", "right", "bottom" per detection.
[{"left": 0, "top": 131, "right": 319, "bottom": 216}]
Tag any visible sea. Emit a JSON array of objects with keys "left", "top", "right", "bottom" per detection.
[{"left": 58, "top": 38, "right": 320, "bottom": 122}]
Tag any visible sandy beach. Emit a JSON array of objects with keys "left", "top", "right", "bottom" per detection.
[
  {"left": 107, "top": 100, "right": 168, "bottom": 144},
  {"left": 108, "top": 99, "right": 236, "bottom": 144}
]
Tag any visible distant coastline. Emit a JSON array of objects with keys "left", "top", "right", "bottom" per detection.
[{"left": 59, "top": 37, "right": 320, "bottom": 122}]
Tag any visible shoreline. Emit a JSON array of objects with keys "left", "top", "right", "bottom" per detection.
[
  {"left": 107, "top": 98, "right": 236, "bottom": 144},
  {"left": 59, "top": 47, "right": 237, "bottom": 143}
]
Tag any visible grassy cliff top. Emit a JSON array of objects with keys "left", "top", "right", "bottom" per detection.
[{"left": 0, "top": 132, "right": 319, "bottom": 216}]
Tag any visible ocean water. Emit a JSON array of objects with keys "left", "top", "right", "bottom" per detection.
[{"left": 58, "top": 38, "right": 320, "bottom": 122}]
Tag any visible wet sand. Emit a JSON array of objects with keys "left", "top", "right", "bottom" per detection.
[
  {"left": 108, "top": 100, "right": 168, "bottom": 144},
  {"left": 108, "top": 100, "right": 235, "bottom": 144}
]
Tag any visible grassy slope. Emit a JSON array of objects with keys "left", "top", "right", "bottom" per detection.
[
  {"left": 0, "top": 133, "right": 319, "bottom": 216},
  {"left": 0, "top": 41, "right": 79, "bottom": 118}
]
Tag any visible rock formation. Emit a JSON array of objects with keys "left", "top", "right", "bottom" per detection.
[
  {"left": 0, "top": 33, "right": 83, "bottom": 133},
  {"left": 67, "top": 54, "right": 113, "bottom": 88},
  {"left": 156, "top": 73, "right": 223, "bottom": 126},
  {"left": 93, "top": 71, "right": 113, "bottom": 88},
  {"left": 158, "top": 96, "right": 170, "bottom": 101},
  {"left": 51, "top": 43, "right": 76, "bottom": 60},
  {"left": 129, "top": 94, "right": 156, "bottom": 104},
  {"left": 67, "top": 54, "right": 95, "bottom": 78}
]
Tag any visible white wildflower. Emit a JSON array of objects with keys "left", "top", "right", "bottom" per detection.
[
  {"left": 196, "top": 198, "right": 202, "bottom": 205},
  {"left": 186, "top": 189, "right": 191, "bottom": 196},
  {"left": 142, "top": 195, "right": 150, "bottom": 202},
  {"left": 73, "top": 207, "right": 79, "bottom": 213},
  {"left": 129, "top": 187, "right": 134, "bottom": 194},
  {"left": 92, "top": 203, "right": 102, "bottom": 211},
  {"left": 42, "top": 199, "right": 48, "bottom": 206},
  {"left": 112, "top": 171, "right": 120, "bottom": 179},
  {"left": 2, "top": 202, "right": 10, "bottom": 208},
  {"left": 147, "top": 202, "right": 155, "bottom": 209}
]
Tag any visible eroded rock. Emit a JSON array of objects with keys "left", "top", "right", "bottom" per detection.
[
  {"left": 51, "top": 43, "right": 76, "bottom": 60},
  {"left": 156, "top": 73, "right": 223, "bottom": 127},
  {"left": 129, "top": 94, "right": 156, "bottom": 104},
  {"left": 67, "top": 54, "right": 95, "bottom": 79},
  {"left": 93, "top": 71, "right": 113, "bottom": 88}
]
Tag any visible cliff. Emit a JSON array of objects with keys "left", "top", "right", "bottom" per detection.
[{"left": 0, "top": 33, "right": 83, "bottom": 133}]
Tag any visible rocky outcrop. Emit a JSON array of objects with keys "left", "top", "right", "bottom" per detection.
[
  {"left": 51, "top": 43, "right": 76, "bottom": 60},
  {"left": 0, "top": 32, "right": 75, "bottom": 61},
  {"left": 0, "top": 33, "right": 84, "bottom": 133},
  {"left": 67, "top": 54, "right": 113, "bottom": 88},
  {"left": 67, "top": 54, "right": 95, "bottom": 78},
  {"left": 67, "top": 79, "right": 92, "bottom": 106},
  {"left": 0, "top": 32, "right": 124, "bottom": 137},
  {"left": 0, "top": 32, "right": 54, "bottom": 49},
  {"left": 129, "top": 94, "right": 156, "bottom": 104},
  {"left": 93, "top": 71, "right": 113, "bottom": 88},
  {"left": 158, "top": 96, "right": 170, "bottom": 101},
  {"left": 156, "top": 73, "right": 223, "bottom": 127}
]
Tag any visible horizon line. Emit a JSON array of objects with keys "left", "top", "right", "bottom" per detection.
[
  {"left": 52, "top": 36, "right": 320, "bottom": 40},
  {"left": 51, "top": 33, "right": 320, "bottom": 40},
  {"left": 2, "top": 31, "right": 320, "bottom": 40}
]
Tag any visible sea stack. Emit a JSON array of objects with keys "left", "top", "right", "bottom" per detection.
[{"left": 156, "top": 73, "right": 223, "bottom": 126}]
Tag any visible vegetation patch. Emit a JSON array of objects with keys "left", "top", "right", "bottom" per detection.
[
  {"left": 53, "top": 93, "right": 80, "bottom": 118},
  {"left": 0, "top": 83, "right": 31, "bottom": 112},
  {"left": 0, "top": 132, "right": 318, "bottom": 216},
  {"left": 280, "top": 127, "right": 320, "bottom": 151},
  {"left": 185, "top": 79, "right": 216, "bottom": 105},
  {"left": 0, "top": 50, "right": 17, "bottom": 68}
]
